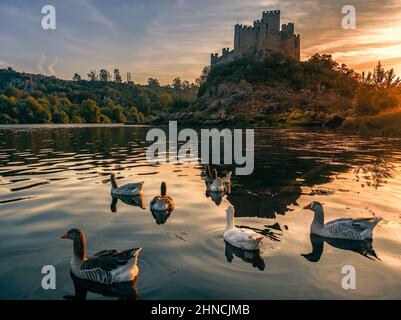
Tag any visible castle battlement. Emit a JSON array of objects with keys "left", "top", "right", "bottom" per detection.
[{"left": 211, "top": 10, "right": 301, "bottom": 67}]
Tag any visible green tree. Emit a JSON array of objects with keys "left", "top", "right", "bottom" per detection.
[
  {"left": 147, "top": 78, "right": 160, "bottom": 87},
  {"left": 87, "top": 70, "right": 98, "bottom": 81},
  {"left": 52, "top": 107, "right": 70, "bottom": 123},
  {"left": 172, "top": 77, "right": 182, "bottom": 91},
  {"left": 99, "top": 69, "right": 110, "bottom": 82},
  {"left": 17, "top": 96, "right": 52, "bottom": 124},
  {"left": 113, "top": 69, "right": 122, "bottom": 83},
  {"left": 72, "top": 73, "right": 82, "bottom": 81},
  {"left": 80, "top": 99, "right": 100, "bottom": 123}
]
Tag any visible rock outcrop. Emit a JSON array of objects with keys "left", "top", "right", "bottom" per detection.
[{"left": 159, "top": 80, "right": 351, "bottom": 127}]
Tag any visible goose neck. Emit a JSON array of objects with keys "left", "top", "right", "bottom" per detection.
[
  {"left": 312, "top": 208, "right": 325, "bottom": 226},
  {"left": 73, "top": 236, "right": 86, "bottom": 260}
]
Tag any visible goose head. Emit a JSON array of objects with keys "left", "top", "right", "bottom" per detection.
[
  {"left": 225, "top": 205, "right": 235, "bottom": 229},
  {"left": 303, "top": 201, "right": 325, "bottom": 225},
  {"left": 61, "top": 228, "right": 84, "bottom": 241},
  {"left": 61, "top": 228, "right": 86, "bottom": 259}
]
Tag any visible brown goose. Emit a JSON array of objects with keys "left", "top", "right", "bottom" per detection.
[
  {"left": 61, "top": 228, "right": 142, "bottom": 284},
  {"left": 111, "top": 173, "right": 144, "bottom": 197},
  {"left": 150, "top": 182, "right": 174, "bottom": 212}
]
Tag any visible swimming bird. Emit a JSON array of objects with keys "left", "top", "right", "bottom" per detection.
[
  {"left": 303, "top": 201, "right": 382, "bottom": 240},
  {"left": 223, "top": 206, "right": 264, "bottom": 250},
  {"left": 61, "top": 228, "right": 142, "bottom": 284},
  {"left": 110, "top": 173, "right": 144, "bottom": 197},
  {"left": 207, "top": 169, "right": 226, "bottom": 192},
  {"left": 150, "top": 182, "right": 174, "bottom": 212}
]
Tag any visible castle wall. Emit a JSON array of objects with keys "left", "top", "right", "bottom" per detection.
[{"left": 212, "top": 10, "right": 300, "bottom": 67}]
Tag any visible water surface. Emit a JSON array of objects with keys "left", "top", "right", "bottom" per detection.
[{"left": 0, "top": 124, "right": 401, "bottom": 299}]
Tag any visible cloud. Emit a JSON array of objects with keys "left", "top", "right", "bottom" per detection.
[
  {"left": 2, "top": 0, "right": 401, "bottom": 83},
  {"left": 74, "top": 0, "right": 116, "bottom": 31},
  {"left": 37, "top": 54, "right": 58, "bottom": 76}
]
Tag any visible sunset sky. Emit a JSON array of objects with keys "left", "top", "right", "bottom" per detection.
[{"left": 0, "top": 0, "right": 400, "bottom": 84}]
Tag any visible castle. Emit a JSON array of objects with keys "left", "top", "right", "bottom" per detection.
[{"left": 211, "top": 10, "right": 300, "bottom": 67}]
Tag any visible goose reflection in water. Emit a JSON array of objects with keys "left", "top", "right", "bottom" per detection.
[
  {"left": 110, "top": 195, "right": 145, "bottom": 213},
  {"left": 223, "top": 220, "right": 283, "bottom": 270},
  {"left": 206, "top": 190, "right": 225, "bottom": 206},
  {"left": 224, "top": 241, "right": 265, "bottom": 271},
  {"left": 203, "top": 165, "right": 232, "bottom": 206},
  {"left": 150, "top": 209, "right": 172, "bottom": 225},
  {"left": 301, "top": 233, "right": 380, "bottom": 263},
  {"left": 65, "top": 272, "right": 139, "bottom": 300}
]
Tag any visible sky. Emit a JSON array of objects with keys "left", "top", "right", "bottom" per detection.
[{"left": 0, "top": 0, "right": 400, "bottom": 84}]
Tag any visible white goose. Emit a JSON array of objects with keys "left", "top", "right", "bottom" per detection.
[
  {"left": 223, "top": 206, "right": 264, "bottom": 250},
  {"left": 111, "top": 173, "right": 144, "bottom": 197},
  {"left": 61, "top": 228, "right": 142, "bottom": 284},
  {"left": 303, "top": 201, "right": 382, "bottom": 240}
]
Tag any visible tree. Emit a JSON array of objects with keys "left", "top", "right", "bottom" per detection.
[
  {"left": 80, "top": 99, "right": 100, "bottom": 123},
  {"left": 113, "top": 69, "right": 122, "bottom": 83},
  {"left": 147, "top": 78, "right": 160, "bottom": 87},
  {"left": 87, "top": 70, "right": 97, "bottom": 81},
  {"left": 17, "top": 96, "right": 52, "bottom": 124},
  {"left": 52, "top": 107, "right": 70, "bottom": 123},
  {"left": 72, "top": 73, "right": 82, "bottom": 81},
  {"left": 99, "top": 69, "right": 110, "bottom": 82},
  {"left": 384, "top": 68, "right": 400, "bottom": 89},
  {"left": 196, "top": 66, "right": 210, "bottom": 87},
  {"left": 128, "top": 105, "right": 145, "bottom": 122},
  {"left": 172, "top": 77, "right": 182, "bottom": 91},
  {"left": 373, "top": 61, "right": 386, "bottom": 88}
]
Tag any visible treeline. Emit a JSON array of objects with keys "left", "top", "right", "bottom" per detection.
[
  {"left": 0, "top": 67, "right": 199, "bottom": 124},
  {"left": 199, "top": 52, "right": 401, "bottom": 116}
]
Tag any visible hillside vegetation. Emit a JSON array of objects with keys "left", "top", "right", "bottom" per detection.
[
  {"left": 164, "top": 53, "right": 401, "bottom": 130},
  {"left": 0, "top": 68, "right": 197, "bottom": 124}
]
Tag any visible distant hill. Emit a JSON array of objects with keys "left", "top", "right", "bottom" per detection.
[
  {"left": 0, "top": 68, "right": 197, "bottom": 124},
  {"left": 155, "top": 53, "right": 401, "bottom": 132}
]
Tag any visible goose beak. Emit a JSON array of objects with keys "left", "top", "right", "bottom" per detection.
[
  {"left": 303, "top": 203, "right": 312, "bottom": 210},
  {"left": 61, "top": 232, "right": 69, "bottom": 239},
  {"left": 135, "top": 247, "right": 142, "bottom": 256}
]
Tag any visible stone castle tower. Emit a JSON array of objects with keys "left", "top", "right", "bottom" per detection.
[{"left": 211, "top": 10, "right": 300, "bottom": 67}]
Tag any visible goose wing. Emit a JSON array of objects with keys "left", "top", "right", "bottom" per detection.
[
  {"left": 82, "top": 248, "right": 139, "bottom": 271},
  {"left": 235, "top": 228, "right": 264, "bottom": 242},
  {"left": 116, "top": 182, "right": 144, "bottom": 193},
  {"left": 350, "top": 217, "right": 381, "bottom": 230},
  {"left": 325, "top": 218, "right": 368, "bottom": 239}
]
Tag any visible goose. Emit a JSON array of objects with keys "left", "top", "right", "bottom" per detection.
[
  {"left": 110, "top": 173, "right": 144, "bottom": 197},
  {"left": 150, "top": 182, "right": 174, "bottom": 212},
  {"left": 223, "top": 206, "right": 264, "bottom": 250},
  {"left": 61, "top": 228, "right": 142, "bottom": 284},
  {"left": 303, "top": 201, "right": 382, "bottom": 240},
  {"left": 207, "top": 169, "right": 226, "bottom": 192}
]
